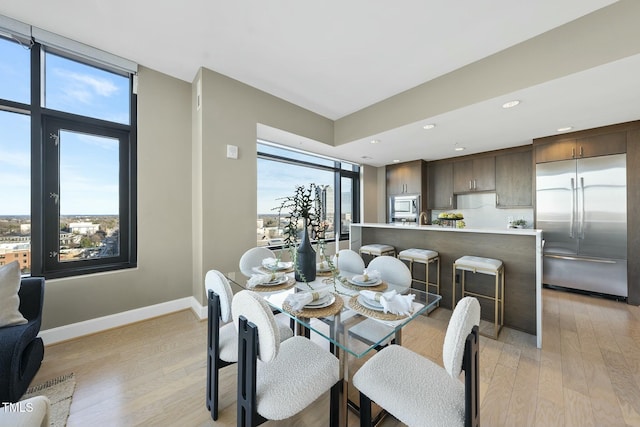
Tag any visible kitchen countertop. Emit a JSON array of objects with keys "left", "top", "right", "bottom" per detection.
[
  {"left": 351, "top": 222, "right": 543, "bottom": 348},
  {"left": 354, "top": 222, "right": 542, "bottom": 237}
]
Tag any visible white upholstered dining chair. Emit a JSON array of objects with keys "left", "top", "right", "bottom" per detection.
[
  {"left": 239, "top": 247, "right": 275, "bottom": 277},
  {"left": 332, "top": 249, "right": 365, "bottom": 274},
  {"left": 204, "top": 270, "right": 292, "bottom": 420},
  {"left": 232, "top": 290, "right": 341, "bottom": 427},
  {"left": 367, "top": 255, "right": 412, "bottom": 293},
  {"left": 353, "top": 296, "right": 481, "bottom": 427}
]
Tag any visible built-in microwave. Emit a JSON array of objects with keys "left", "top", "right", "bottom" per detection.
[{"left": 389, "top": 195, "right": 420, "bottom": 222}]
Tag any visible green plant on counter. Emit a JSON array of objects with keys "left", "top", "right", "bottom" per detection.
[{"left": 512, "top": 219, "right": 527, "bottom": 228}]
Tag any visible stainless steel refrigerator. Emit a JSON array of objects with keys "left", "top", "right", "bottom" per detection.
[{"left": 536, "top": 153, "right": 627, "bottom": 297}]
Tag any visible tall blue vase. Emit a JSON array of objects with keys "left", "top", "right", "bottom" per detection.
[{"left": 295, "top": 221, "right": 316, "bottom": 282}]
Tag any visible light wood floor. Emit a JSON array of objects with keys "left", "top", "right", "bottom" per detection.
[{"left": 32, "top": 287, "right": 640, "bottom": 426}]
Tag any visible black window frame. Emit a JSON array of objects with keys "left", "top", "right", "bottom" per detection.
[
  {"left": 0, "top": 36, "right": 137, "bottom": 279},
  {"left": 257, "top": 141, "right": 360, "bottom": 246}
]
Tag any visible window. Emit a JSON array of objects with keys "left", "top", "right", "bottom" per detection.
[
  {"left": 0, "top": 33, "right": 136, "bottom": 278},
  {"left": 0, "top": 36, "right": 30, "bottom": 104},
  {"left": 257, "top": 141, "right": 359, "bottom": 248}
]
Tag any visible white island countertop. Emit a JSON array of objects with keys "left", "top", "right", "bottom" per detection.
[{"left": 354, "top": 222, "right": 542, "bottom": 237}]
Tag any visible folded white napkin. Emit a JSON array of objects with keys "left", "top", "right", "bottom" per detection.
[
  {"left": 285, "top": 287, "right": 331, "bottom": 311},
  {"left": 359, "top": 290, "right": 415, "bottom": 315},
  {"left": 262, "top": 257, "right": 279, "bottom": 268},
  {"left": 354, "top": 269, "right": 381, "bottom": 282},
  {"left": 317, "top": 260, "right": 329, "bottom": 271},
  {"left": 247, "top": 272, "right": 284, "bottom": 288}
]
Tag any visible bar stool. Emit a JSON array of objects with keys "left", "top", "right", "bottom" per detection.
[
  {"left": 359, "top": 244, "right": 396, "bottom": 265},
  {"left": 397, "top": 248, "right": 440, "bottom": 297},
  {"left": 453, "top": 255, "right": 504, "bottom": 339}
]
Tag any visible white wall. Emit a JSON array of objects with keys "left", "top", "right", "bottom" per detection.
[{"left": 433, "top": 192, "right": 534, "bottom": 229}]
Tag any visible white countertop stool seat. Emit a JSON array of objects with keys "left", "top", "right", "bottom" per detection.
[
  {"left": 398, "top": 248, "right": 440, "bottom": 303},
  {"left": 359, "top": 244, "right": 396, "bottom": 264},
  {"left": 453, "top": 255, "right": 504, "bottom": 339}
]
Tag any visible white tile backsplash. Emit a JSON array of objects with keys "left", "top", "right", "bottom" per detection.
[{"left": 432, "top": 192, "right": 533, "bottom": 229}]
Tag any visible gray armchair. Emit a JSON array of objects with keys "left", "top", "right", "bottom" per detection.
[{"left": 0, "top": 277, "right": 45, "bottom": 403}]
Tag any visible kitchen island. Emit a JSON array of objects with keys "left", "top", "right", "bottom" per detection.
[{"left": 350, "top": 223, "right": 543, "bottom": 347}]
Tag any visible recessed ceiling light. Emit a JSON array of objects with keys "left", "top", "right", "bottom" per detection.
[
  {"left": 502, "top": 100, "right": 520, "bottom": 109},
  {"left": 454, "top": 146, "right": 465, "bottom": 152},
  {"left": 557, "top": 126, "right": 573, "bottom": 132},
  {"left": 392, "top": 159, "right": 400, "bottom": 163},
  {"left": 422, "top": 124, "right": 436, "bottom": 130},
  {"left": 370, "top": 139, "right": 380, "bottom": 144}
]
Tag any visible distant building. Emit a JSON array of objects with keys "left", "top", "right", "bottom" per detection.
[
  {"left": 20, "top": 223, "right": 31, "bottom": 234},
  {"left": 60, "top": 231, "right": 81, "bottom": 247},
  {"left": 0, "top": 249, "right": 31, "bottom": 271},
  {"left": 69, "top": 222, "right": 99, "bottom": 235},
  {"left": 0, "top": 234, "right": 30, "bottom": 244}
]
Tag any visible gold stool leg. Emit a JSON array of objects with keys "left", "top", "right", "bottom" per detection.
[
  {"left": 452, "top": 264, "right": 457, "bottom": 309},
  {"left": 501, "top": 267, "right": 505, "bottom": 332},
  {"left": 494, "top": 272, "right": 499, "bottom": 339},
  {"left": 424, "top": 259, "right": 429, "bottom": 293}
]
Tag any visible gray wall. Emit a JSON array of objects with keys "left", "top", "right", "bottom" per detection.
[
  {"left": 42, "top": 67, "right": 193, "bottom": 329},
  {"left": 193, "top": 68, "right": 335, "bottom": 305}
]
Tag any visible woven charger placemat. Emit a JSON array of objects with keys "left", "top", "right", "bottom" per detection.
[
  {"left": 348, "top": 295, "right": 411, "bottom": 321},
  {"left": 342, "top": 280, "right": 388, "bottom": 292},
  {"left": 249, "top": 276, "right": 296, "bottom": 292},
  {"left": 282, "top": 293, "right": 344, "bottom": 318},
  {"left": 316, "top": 269, "right": 335, "bottom": 277}
]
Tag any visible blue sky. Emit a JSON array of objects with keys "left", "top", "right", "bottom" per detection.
[
  {"left": 257, "top": 158, "right": 333, "bottom": 215},
  {"left": 0, "top": 37, "right": 128, "bottom": 215},
  {"left": 1, "top": 37, "right": 343, "bottom": 218}
]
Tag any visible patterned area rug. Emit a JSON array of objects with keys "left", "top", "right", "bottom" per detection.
[{"left": 22, "top": 373, "right": 75, "bottom": 427}]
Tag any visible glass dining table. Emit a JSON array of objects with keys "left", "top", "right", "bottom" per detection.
[{"left": 225, "top": 268, "right": 442, "bottom": 426}]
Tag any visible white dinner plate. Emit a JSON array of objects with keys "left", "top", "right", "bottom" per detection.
[
  {"left": 261, "top": 276, "right": 288, "bottom": 286},
  {"left": 348, "top": 277, "right": 382, "bottom": 287},
  {"left": 305, "top": 294, "right": 335, "bottom": 309},
  {"left": 357, "top": 295, "right": 384, "bottom": 311},
  {"left": 262, "top": 261, "right": 293, "bottom": 271}
]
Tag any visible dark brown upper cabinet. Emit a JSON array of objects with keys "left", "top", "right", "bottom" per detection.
[
  {"left": 386, "top": 160, "right": 426, "bottom": 195},
  {"left": 453, "top": 156, "right": 495, "bottom": 193},
  {"left": 535, "top": 131, "right": 627, "bottom": 163},
  {"left": 495, "top": 149, "right": 533, "bottom": 208},
  {"left": 427, "top": 162, "right": 456, "bottom": 210}
]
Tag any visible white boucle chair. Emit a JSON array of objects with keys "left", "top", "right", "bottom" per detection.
[
  {"left": 367, "top": 255, "right": 412, "bottom": 293},
  {"left": 347, "top": 255, "right": 413, "bottom": 349},
  {"left": 238, "top": 247, "right": 275, "bottom": 277},
  {"left": 204, "top": 270, "right": 293, "bottom": 421},
  {"left": 332, "top": 249, "right": 365, "bottom": 274},
  {"left": 352, "top": 297, "right": 481, "bottom": 427},
  {"left": 233, "top": 290, "right": 341, "bottom": 427}
]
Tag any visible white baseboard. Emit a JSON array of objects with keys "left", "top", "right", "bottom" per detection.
[{"left": 39, "top": 296, "right": 208, "bottom": 345}]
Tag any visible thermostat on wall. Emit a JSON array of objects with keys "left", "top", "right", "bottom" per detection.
[{"left": 226, "top": 144, "right": 238, "bottom": 159}]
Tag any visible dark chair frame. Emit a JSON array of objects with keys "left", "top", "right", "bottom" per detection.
[
  {"left": 236, "top": 315, "right": 341, "bottom": 427},
  {"left": 0, "top": 277, "right": 45, "bottom": 403},
  {"left": 359, "top": 325, "right": 480, "bottom": 427},
  {"left": 206, "top": 289, "right": 235, "bottom": 421}
]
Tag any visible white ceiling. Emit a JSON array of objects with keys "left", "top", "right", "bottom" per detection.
[{"left": 2, "top": 0, "right": 638, "bottom": 167}]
